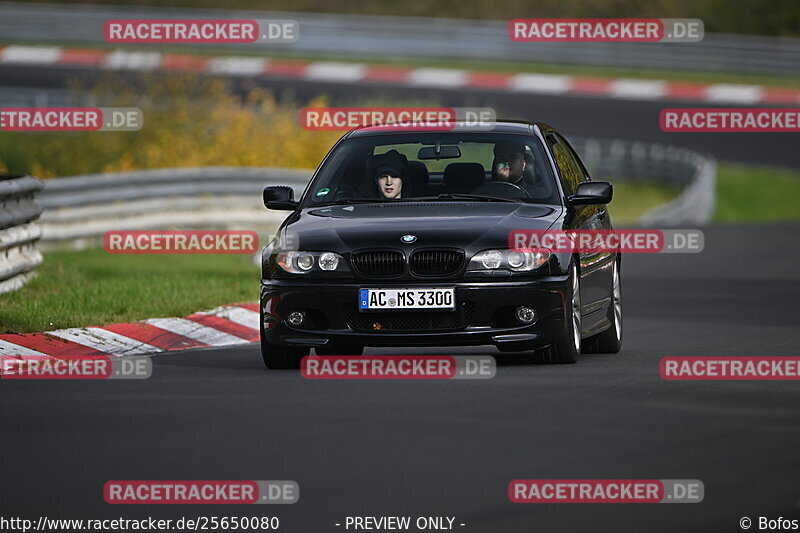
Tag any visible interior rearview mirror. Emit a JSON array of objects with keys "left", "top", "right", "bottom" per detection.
[
  {"left": 567, "top": 181, "right": 613, "bottom": 206},
  {"left": 263, "top": 186, "right": 298, "bottom": 210},
  {"left": 417, "top": 145, "right": 461, "bottom": 160}
]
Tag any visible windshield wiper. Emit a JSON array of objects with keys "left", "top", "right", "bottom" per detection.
[
  {"left": 433, "top": 193, "right": 519, "bottom": 203},
  {"left": 314, "top": 199, "right": 387, "bottom": 206},
  {"left": 313, "top": 194, "right": 520, "bottom": 207}
]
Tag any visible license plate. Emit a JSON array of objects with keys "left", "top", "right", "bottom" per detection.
[{"left": 359, "top": 288, "right": 455, "bottom": 310}]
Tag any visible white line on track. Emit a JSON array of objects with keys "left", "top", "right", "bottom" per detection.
[
  {"left": 207, "top": 57, "right": 267, "bottom": 75},
  {"left": 103, "top": 51, "right": 162, "bottom": 70},
  {"left": 704, "top": 84, "right": 763, "bottom": 104},
  {"left": 609, "top": 79, "right": 667, "bottom": 100},
  {"left": 305, "top": 62, "right": 366, "bottom": 82},
  {"left": 145, "top": 318, "right": 249, "bottom": 346},
  {"left": 48, "top": 327, "right": 162, "bottom": 356},
  {"left": 202, "top": 306, "right": 260, "bottom": 331},
  {"left": 0, "top": 340, "right": 48, "bottom": 357},
  {"left": 510, "top": 73, "right": 571, "bottom": 94},
  {"left": 0, "top": 45, "right": 62, "bottom": 64},
  {"left": 408, "top": 68, "right": 468, "bottom": 88}
]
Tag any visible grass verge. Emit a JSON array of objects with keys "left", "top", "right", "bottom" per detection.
[
  {"left": 715, "top": 163, "right": 800, "bottom": 222},
  {"left": 0, "top": 249, "right": 258, "bottom": 334},
  {"left": 608, "top": 181, "right": 681, "bottom": 225}
]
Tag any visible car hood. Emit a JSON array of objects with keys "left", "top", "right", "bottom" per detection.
[{"left": 281, "top": 202, "right": 562, "bottom": 252}]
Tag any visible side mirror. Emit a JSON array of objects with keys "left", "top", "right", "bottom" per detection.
[
  {"left": 568, "top": 181, "right": 612, "bottom": 206},
  {"left": 263, "top": 186, "right": 298, "bottom": 210}
]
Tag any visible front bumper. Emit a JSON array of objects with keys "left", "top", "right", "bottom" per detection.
[{"left": 260, "top": 276, "right": 570, "bottom": 350}]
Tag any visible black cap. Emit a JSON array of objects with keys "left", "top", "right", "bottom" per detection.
[
  {"left": 493, "top": 140, "right": 526, "bottom": 156},
  {"left": 367, "top": 149, "right": 408, "bottom": 179}
]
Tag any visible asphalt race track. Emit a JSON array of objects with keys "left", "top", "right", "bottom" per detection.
[
  {"left": 2, "top": 64, "right": 799, "bottom": 170},
  {"left": 2, "top": 59, "right": 799, "bottom": 532},
  {"left": 2, "top": 223, "right": 799, "bottom": 532}
]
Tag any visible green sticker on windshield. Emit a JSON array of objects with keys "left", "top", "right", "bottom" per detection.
[{"left": 316, "top": 187, "right": 330, "bottom": 196}]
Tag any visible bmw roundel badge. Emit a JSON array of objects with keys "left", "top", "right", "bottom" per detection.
[{"left": 401, "top": 234, "right": 417, "bottom": 244}]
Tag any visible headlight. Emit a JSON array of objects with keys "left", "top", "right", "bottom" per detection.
[
  {"left": 481, "top": 250, "right": 503, "bottom": 269},
  {"left": 318, "top": 252, "right": 339, "bottom": 271},
  {"left": 468, "top": 249, "right": 550, "bottom": 272},
  {"left": 277, "top": 251, "right": 345, "bottom": 274},
  {"left": 507, "top": 251, "right": 526, "bottom": 268},
  {"left": 297, "top": 253, "right": 314, "bottom": 271}
]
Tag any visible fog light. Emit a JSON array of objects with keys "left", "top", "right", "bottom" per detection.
[
  {"left": 515, "top": 306, "right": 536, "bottom": 324},
  {"left": 287, "top": 310, "right": 306, "bottom": 326}
]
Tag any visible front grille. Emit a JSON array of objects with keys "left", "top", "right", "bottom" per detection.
[
  {"left": 342, "top": 302, "right": 475, "bottom": 332},
  {"left": 410, "top": 250, "right": 464, "bottom": 276},
  {"left": 351, "top": 250, "right": 405, "bottom": 277}
]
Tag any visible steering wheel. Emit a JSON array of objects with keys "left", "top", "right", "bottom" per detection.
[{"left": 472, "top": 180, "right": 531, "bottom": 199}]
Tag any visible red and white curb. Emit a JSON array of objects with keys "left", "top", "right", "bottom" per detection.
[
  {"left": 1, "top": 44, "right": 799, "bottom": 104},
  {"left": 0, "top": 302, "right": 260, "bottom": 360}
]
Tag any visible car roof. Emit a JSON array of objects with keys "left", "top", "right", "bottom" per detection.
[{"left": 345, "top": 120, "right": 553, "bottom": 138}]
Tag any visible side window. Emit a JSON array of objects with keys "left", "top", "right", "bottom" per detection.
[
  {"left": 547, "top": 133, "right": 584, "bottom": 196},
  {"left": 555, "top": 133, "right": 591, "bottom": 182}
]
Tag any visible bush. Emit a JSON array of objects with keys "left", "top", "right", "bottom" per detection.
[{"left": 0, "top": 75, "right": 342, "bottom": 178}]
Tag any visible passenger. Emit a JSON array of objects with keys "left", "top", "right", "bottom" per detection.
[{"left": 366, "top": 149, "right": 409, "bottom": 199}]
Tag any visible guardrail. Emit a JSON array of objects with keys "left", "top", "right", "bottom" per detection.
[
  {"left": 0, "top": 173, "right": 44, "bottom": 294},
  {"left": 36, "top": 137, "right": 716, "bottom": 247},
  {"left": 0, "top": 2, "right": 798, "bottom": 75},
  {"left": 38, "top": 167, "right": 309, "bottom": 243}
]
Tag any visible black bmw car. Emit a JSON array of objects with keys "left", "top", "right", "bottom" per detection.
[{"left": 259, "top": 121, "right": 622, "bottom": 368}]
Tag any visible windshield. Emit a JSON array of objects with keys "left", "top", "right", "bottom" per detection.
[{"left": 302, "top": 133, "right": 560, "bottom": 207}]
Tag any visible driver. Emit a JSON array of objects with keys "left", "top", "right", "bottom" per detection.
[
  {"left": 366, "top": 149, "right": 409, "bottom": 199},
  {"left": 491, "top": 140, "right": 527, "bottom": 185}
]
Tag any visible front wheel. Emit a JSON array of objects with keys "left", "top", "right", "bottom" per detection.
[{"left": 538, "top": 261, "right": 582, "bottom": 364}]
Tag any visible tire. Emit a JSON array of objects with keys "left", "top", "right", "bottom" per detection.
[
  {"left": 259, "top": 312, "right": 309, "bottom": 369},
  {"left": 315, "top": 344, "right": 365, "bottom": 356},
  {"left": 582, "top": 258, "right": 623, "bottom": 354},
  {"left": 538, "top": 260, "right": 582, "bottom": 364}
]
